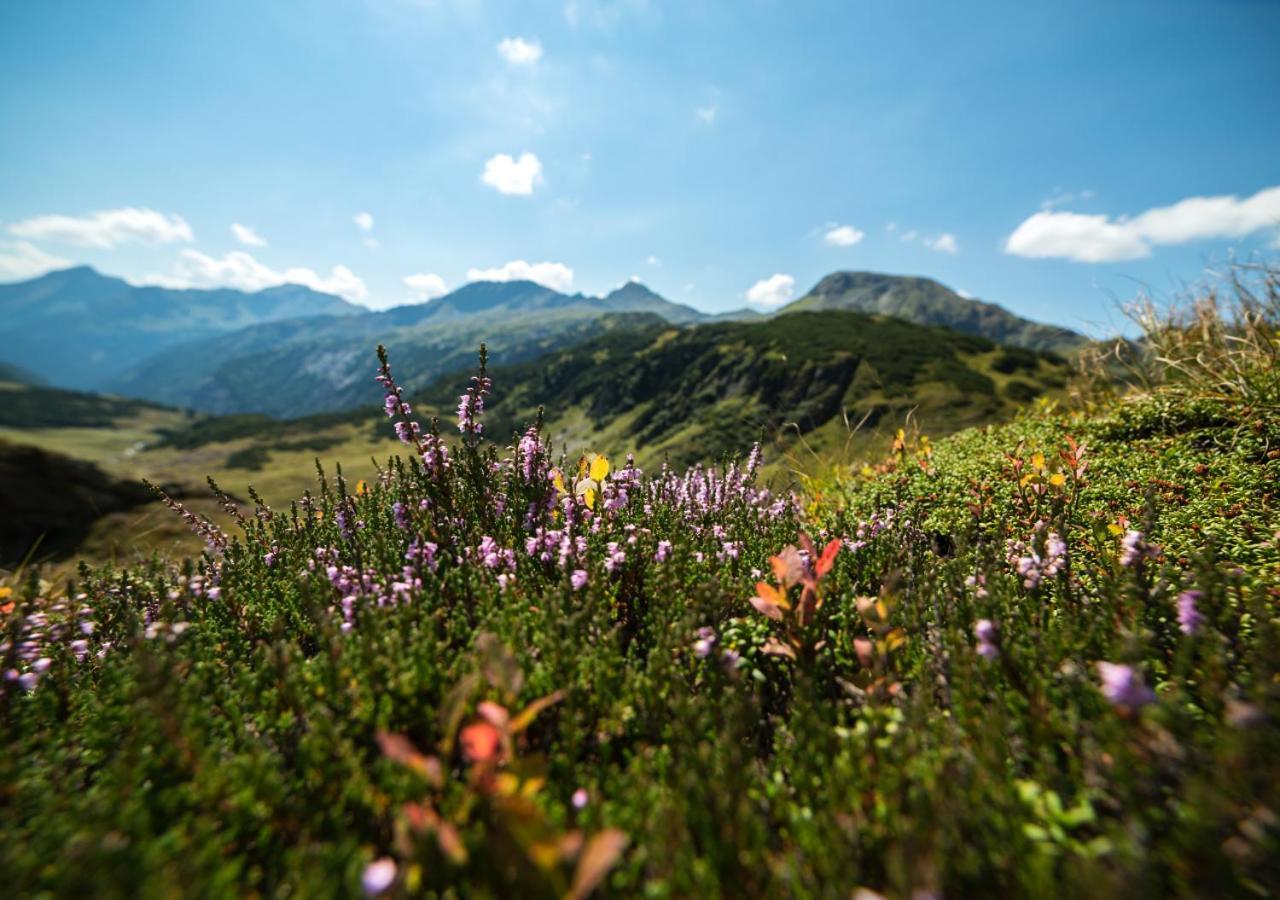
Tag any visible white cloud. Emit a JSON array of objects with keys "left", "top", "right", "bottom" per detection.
[
  {"left": 0, "top": 241, "right": 72, "bottom": 281},
  {"left": 646, "top": 254, "right": 662, "bottom": 266},
  {"left": 481, "top": 152, "right": 543, "bottom": 196},
  {"left": 924, "top": 232, "right": 959, "bottom": 254},
  {"left": 403, "top": 272, "right": 448, "bottom": 301},
  {"left": 695, "top": 104, "right": 717, "bottom": 124},
  {"left": 897, "top": 228, "right": 959, "bottom": 254},
  {"left": 497, "top": 36, "right": 543, "bottom": 64},
  {"left": 1005, "top": 185, "right": 1280, "bottom": 263},
  {"left": 466, "top": 259, "right": 574, "bottom": 291},
  {"left": 8, "top": 207, "right": 192, "bottom": 248},
  {"left": 141, "top": 249, "right": 368, "bottom": 302},
  {"left": 353, "top": 212, "right": 375, "bottom": 232},
  {"left": 230, "top": 223, "right": 267, "bottom": 247},
  {"left": 745, "top": 273, "right": 795, "bottom": 309},
  {"left": 1040, "top": 188, "right": 1096, "bottom": 210},
  {"left": 824, "top": 224, "right": 865, "bottom": 247}
]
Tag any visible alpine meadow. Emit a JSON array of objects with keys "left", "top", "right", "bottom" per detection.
[{"left": 2, "top": 2, "right": 1279, "bottom": 898}]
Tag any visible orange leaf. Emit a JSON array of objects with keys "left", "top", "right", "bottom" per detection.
[
  {"left": 459, "top": 721, "right": 503, "bottom": 764},
  {"left": 568, "top": 829, "right": 629, "bottom": 900},
  {"left": 762, "top": 638, "right": 797, "bottom": 660},
  {"left": 376, "top": 731, "right": 444, "bottom": 787},
  {"left": 508, "top": 689, "right": 566, "bottom": 734},
  {"left": 770, "top": 546, "right": 806, "bottom": 588}
]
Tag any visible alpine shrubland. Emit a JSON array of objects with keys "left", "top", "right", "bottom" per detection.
[{"left": 2, "top": 266, "right": 1278, "bottom": 898}]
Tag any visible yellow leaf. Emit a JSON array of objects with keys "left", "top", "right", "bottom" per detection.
[
  {"left": 589, "top": 453, "right": 610, "bottom": 481},
  {"left": 1107, "top": 522, "right": 1123, "bottom": 536},
  {"left": 568, "top": 829, "right": 629, "bottom": 900},
  {"left": 355, "top": 479, "right": 368, "bottom": 495},
  {"left": 583, "top": 487, "right": 596, "bottom": 509},
  {"left": 0, "top": 587, "right": 11, "bottom": 600},
  {"left": 552, "top": 469, "right": 567, "bottom": 494}
]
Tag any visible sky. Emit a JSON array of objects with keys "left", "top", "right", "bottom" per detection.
[{"left": 1, "top": 0, "right": 1278, "bottom": 335}]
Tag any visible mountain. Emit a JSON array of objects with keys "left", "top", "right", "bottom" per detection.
[
  {"left": 784, "top": 271, "right": 1086, "bottom": 353},
  {"left": 107, "top": 280, "right": 705, "bottom": 417},
  {"left": 0, "top": 266, "right": 364, "bottom": 390},
  {"left": 408, "top": 308, "right": 1073, "bottom": 469}
]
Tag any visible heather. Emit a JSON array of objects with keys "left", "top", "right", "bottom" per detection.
[{"left": 3, "top": 281, "right": 1279, "bottom": 897}]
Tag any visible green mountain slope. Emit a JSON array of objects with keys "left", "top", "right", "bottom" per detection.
[
  {"left": 785, "top": 271, "right": 1086, "bottom": 353},
  {"left": 413, "top": 309, "right": 1073, "bottom": 469}
]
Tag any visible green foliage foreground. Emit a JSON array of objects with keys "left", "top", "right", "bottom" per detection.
[{"left": 2, "top": 341, "right": 1278, "bottom": 898}]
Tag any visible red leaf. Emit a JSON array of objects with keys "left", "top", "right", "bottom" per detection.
[{"left": 815, "top": 539, "right": 841, "bottom": 578}]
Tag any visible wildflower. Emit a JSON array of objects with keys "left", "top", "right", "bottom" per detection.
[
  {"left": 392, "top": 501, "right": 409, "bottom": 531},
  {"left": 1097, "top": 662, "right": 1155, "bottom": 711},
  {"left": 362, "top": 857, "right": 397, "bottom": 896},
  {"left": 693, "top": 626, "right": 717, "bottom": 658},
  {"left": 974, "top": 619, "right": 999, "bottom": 659},
  {"left": 1119, "top": 530, "right": 1156, "bottom": 567},
  {"left": 655, "top": 540, "right": 672, "bottom": 562},
  {"left": 604, "top": 542, "right": 626, "bottom": 573},
  {"left": 1176, "top": 590, "right": 1205, "bottom": 635},
  {"left": 571, "top": 569, "right": 588, "bottom": 591},
  {"left": 572, "top": 788, "right": 590, "bottom": 809}
]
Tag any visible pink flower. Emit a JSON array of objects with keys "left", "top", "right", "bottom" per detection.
[
  {"left": 973, "top": 619, "right": 999, "bottom": 659},
  {"left": 1098, "top": 662, "right": 1155, "bottom": 711},
  {"left": 572, "top": 788, "right": 589, "bottom": 809},
  {"left": 362, "top": 857, "right": 397, "bottom": 895},
  {"left": 571, "top": 569, "right": 588, "bottom": 591}
]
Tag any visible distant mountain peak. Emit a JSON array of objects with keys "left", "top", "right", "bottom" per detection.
[{"left": 786, "top": 270, "right": 1085, "bottom": 353}]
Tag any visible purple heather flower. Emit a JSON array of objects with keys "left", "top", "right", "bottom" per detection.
[
  {"left": 572, "top": 788, "right": 590, "bottom": 809},
  {"left": 362, "top": 857, "right": 397, "bottom": 895},
  {"left": 571, "top": 569, "right": 588, "bottom": 591},
  {"left": 974, "top": 619, "right": 999, "bottom": 659},
  {"left": 1119, "top": 530, "right": 1156, "bottom": 567},
  {"left": 1098, "top": 662, "right": 1155, "bottom": 711},
  {"left": 655, "top": 540, "right": 672, "bottom": 563},
  {"left": 1176, "top": 590, "right": 1205, "bottom": 635},
  {"left": 694, "top": 626, "right": 717, "bottom": 658}
]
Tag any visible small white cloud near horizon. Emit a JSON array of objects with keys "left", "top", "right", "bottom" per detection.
[
  {"left": 230, "top": 223, "right": 267, "bottom": 247},
  {"left": 403, "top": 272, "right": 448, "bottom": 302},
  {"left": 8, "top": 207, "right": 193, "bottom": 249},
  {"left": 498, "top": 36, "right": 543, "bottom": 64},
  {"left": 140, "top": 249, "right": 368, "bottom": 303},
  {"left": 1006, "top": 185, "right": 1280, "bottom": 263},
  {"left": 897, "top": 228, "right": 959, "bottom": 254},
  {"left": 824, "top": 224, "right": 865, "bottom": 247},
  {"left": 695, "top": 104, "right": 717, "bottom": 124},
  {"left": 0, "top": 241, "right": 72, "bottom": 281},
  {"left": 745, "top": 273, "right": 795, "bottom": 309},
  {"left": 353, "top": 212, "right": 374, "bottom": 232},
  {"left": 646, "top": 254, "right": 662, "bottom": 266},
  {"left": 924, "top": 233, "right": 959, "bottom": 254},
  {"left": 482, "top": 152, "right": 543, "bottom": 196},
  {"left": 466, "top": 259, "right": 573, "bottom": 291}
]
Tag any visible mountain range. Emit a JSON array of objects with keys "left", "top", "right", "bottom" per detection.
[{"left": 0, "top": 265, "right": 1086, "bottom": 417}]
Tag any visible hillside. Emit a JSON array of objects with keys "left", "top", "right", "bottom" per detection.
[
  {"left": 416, "top": 309, "right": 1073, "bottom": 469},
  {"left": 0, "top": 266, "right": 363, "bottom": 391},
  {"left": 786, "top": 270, "right": 1087, "bottom": 353},
  {"left": 0, "top": 439, "right": 155, "bottom": 565}
]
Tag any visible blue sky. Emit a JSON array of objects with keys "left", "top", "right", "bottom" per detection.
[{"left": 1, "top": 0, "right": 1278, "bottom": 334}]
